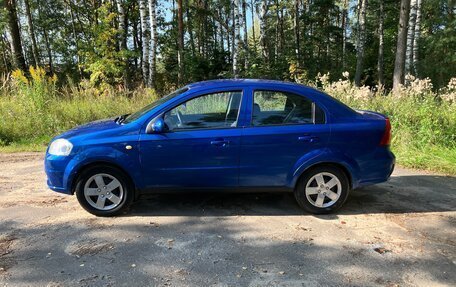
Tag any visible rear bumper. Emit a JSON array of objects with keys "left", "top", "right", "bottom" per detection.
[{"left": 355, "top": 148, "right": 395, "bottom": 188}]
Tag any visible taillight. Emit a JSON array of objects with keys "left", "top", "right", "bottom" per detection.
[{"left": 380, "top": 118, "right": 391, "bottom": 146}]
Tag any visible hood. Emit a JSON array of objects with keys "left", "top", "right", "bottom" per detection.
[{"left": 57, "top": 118, "right": 120, "bottom": 140}]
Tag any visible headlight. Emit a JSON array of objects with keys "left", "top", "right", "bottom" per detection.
[{"left": 48, "top": 139, "right": 73, "bottom": 156}]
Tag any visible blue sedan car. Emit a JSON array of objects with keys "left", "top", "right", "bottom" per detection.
[{"left": 45, "top": 79, "right": 395, "bottom": 216}]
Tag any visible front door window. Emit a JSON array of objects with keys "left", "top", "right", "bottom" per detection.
[{"left": 164, "top": 91, "right": 242, "bottom": 131}]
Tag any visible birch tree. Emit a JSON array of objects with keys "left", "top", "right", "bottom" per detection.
[
  {"left": 412, "top": 0, "right": 421, "bottom": 76},
  {"left": 148, "top": 0, "right": 157, "bottom": 88},
  {"left": 405, "top": 0, "right": 417, "bottom": 76},
  {"left": 377, "top": 0, "right": 385, "bottom": 86},
  {"left": 139, "top": 0, "right": 150, "bottom": 85}
]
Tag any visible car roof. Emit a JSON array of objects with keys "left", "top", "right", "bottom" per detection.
[{"left": 187, "top": 78, "right": 312, "bottom": 90}]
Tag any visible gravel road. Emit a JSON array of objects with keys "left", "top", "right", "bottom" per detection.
[{"left": 0, "top": 153, "right": 455, "bottom": 287}]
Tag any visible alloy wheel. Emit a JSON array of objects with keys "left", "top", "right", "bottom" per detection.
[
  {"left": 83, "top": 173, "right": 124, "bottom": 211},
  {"left": 305, "top": 172, "right": 342, "bottom": 208}
]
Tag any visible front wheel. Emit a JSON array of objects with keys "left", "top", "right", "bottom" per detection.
[
  {"left": 75, "top": 166, "right": 133, "bottom": 216},
  {"left": 294, "top": 166, "right": 350, "bottom": 214}
]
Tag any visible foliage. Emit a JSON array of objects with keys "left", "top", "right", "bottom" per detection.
[
  {"left": 81, "top": 2, "right": 127, "bottom": 88},
  {"left": 1, "top": 0, "right": 454, "bottom": 91}
]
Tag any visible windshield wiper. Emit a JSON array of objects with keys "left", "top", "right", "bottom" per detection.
[{"left": 115, "top": 114, "right": 130, "bottom": 124}]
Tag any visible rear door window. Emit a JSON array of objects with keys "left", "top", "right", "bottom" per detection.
[{"left": 252, "top": 90, "right": 323, "bottom": 126}]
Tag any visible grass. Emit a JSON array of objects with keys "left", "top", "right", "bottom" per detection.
[{"left": 1, "top": 68, "right": 455, "bottom": 175}]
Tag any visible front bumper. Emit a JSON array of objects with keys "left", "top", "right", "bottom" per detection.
[{"left": 44, "top": 153, "right": 74, "bottom": 194}]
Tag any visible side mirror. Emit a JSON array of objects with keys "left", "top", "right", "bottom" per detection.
[{"left": 147, "top": 117, "right": 166, "bottom": 134}]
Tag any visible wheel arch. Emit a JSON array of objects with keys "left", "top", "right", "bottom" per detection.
[
  {"left": 294, "top": 162, "right": 353, "bottom": 190},
  {"left": 288, "top": 149, "right": 360, "bottom": 190},
  {"left": 70, "top": 160, "right": 138, "bottom": 199}
]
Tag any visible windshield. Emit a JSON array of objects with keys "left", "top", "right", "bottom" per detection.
[{"left": 123, "top": 87, "right": 189, "bottom": 124}]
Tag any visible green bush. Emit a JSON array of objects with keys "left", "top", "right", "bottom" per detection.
[{"left": 1, "top": 69, "right": 455, "bottom": 174}]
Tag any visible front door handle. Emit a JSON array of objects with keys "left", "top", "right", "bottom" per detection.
[
  {"left": 298, "top": 135, "right": 319, "bottom": 143},
  {"left": 210, "top": 139, "right": 230, "bottom": 147}
]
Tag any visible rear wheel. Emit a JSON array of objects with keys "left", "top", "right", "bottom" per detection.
[
  {"left": 294, "top": 165, "right": 350, "bottom": 214},
  {"left": 75, "top": 166, "right": 133, "bottom": 216}
]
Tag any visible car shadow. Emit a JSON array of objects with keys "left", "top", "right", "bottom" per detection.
[{"left": 128, "top": 174, "right": 456, "bottom": 217}]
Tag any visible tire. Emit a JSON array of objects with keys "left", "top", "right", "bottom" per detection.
[
  {"left": 294, "top": 165, "right": 350, "bottom": 214},
  {"left": 75, "top": 166, "right": 133, "bottom": 216}
]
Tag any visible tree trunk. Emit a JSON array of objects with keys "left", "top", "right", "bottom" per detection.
[
  {"left": 355, "top": 0, "right": 367, "bottom": 86},
  {"left": 274, "top": 0, "right": 280, "bottom": 62},
  {"left": 279, "top": 3, "right": 285, "bottom": 58},
  {"left": 377, "top": 0, "right": 385, "bottom": 86},
  {"left": 294, "top": 0, "right": 301, "bottom": 67},
  {"left": 405, "top": 0, "right": 417, "bottom": 76},
  {"left": 250, "top": 0, "right": 256, "bottom": 53},
  {"left": 139, "top": 0, "right": 149, "bottom": 85},
  {"left": 42, "top": 27, "right": 53, "bottom": 74},
  {"left": 393, "top": 0, "right": 411, "bottom": 90},
  {"left": 242, "top": 0, "right": 249, "bottom": 71},
  {"left": 177, "top": 0, "right": 184, "bottom": 84},
  {"left": 37, "top": 4, "right": 53, "bottom": 74},
  {"left": 5, "top": 0, "right": 27, "bottom": 71},
  {"left": 68, "top": 1, "right": 82, "bottom": 76},
  {"left": 213, "top": 13, "right": 218, "bottom": 52},
  {"left": 24, "top": 0, "right": 40, "bottom": 67},
  {"left": 132, "top": 5, "right": 139, "bottom": 71},
  {"left": 232, "top": 4, "right": 235, "bottom": 68},
  {"left": 116, "top": 0, "right": 131, "bottom": 89},
  {"left": 259, "top": 0, "right": 268, "bottom": 63},
  {"left": 219, "top": 10, "right": 224, "bottom": 51},
  {"left": 233, "top": 0, "right": 241, "bottom": 78},
  {"left": 186, "top": 0, "right": 196, "bottom": 57},
  {"left": 203, "top": 1, "right": 208, "bottom": 59},
  {"left": 148, "top": 0, "right": 157, "bottom": 88},
  {"left": 341, "top": 0, "right": 347, "bottom": 70},
  {"left": 1, "top": 34, "right": 11, "bottom": 71},
  {"left": 226, "top": 13, "right": 231, "bottom": 61},
  {"left": 412, "top": 0, "right": 421, "bottom": 76}
]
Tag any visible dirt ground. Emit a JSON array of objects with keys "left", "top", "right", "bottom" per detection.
[{"left": 0, "top": 152, "right": 455, "bottom": 287}]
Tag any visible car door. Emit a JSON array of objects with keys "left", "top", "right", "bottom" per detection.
[
  {"left": 239, "top": 89, "right": 330, "bottom": 188},
  {"left": 139, "top": 89, "right": 244, "bottom": 190}
]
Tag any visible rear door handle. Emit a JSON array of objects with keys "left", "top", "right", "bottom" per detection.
[
  {"left": 298, "top": 135, "right": 319, "bottom": 143},
  {"left": 210, "top": 139, "right": 230, "bottom": 147}
]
